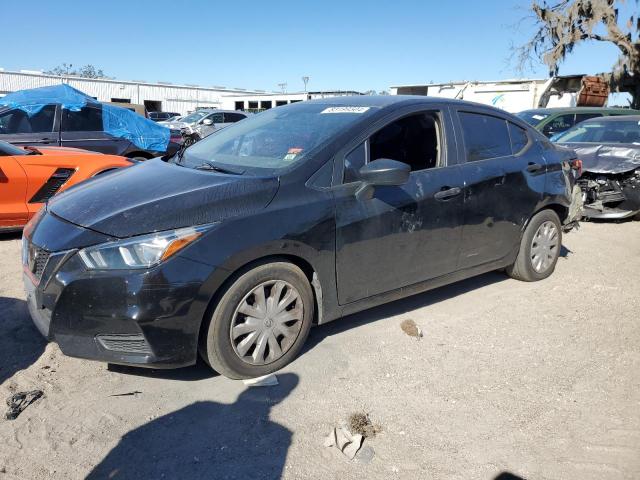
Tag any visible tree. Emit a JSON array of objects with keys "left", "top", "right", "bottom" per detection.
[
  {"left": 45, "top": 63, "right": 108, "bottom": 79},
  {"left": 516, "top": 0, "right": 640, "bottom": 108}
]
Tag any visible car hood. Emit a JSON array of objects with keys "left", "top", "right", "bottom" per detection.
[
  {"left": 563, "top": 142, "right": 640, "bottom": 174},
  {"left": 48, "top": 159, "right": 279, "bottom": 238}
]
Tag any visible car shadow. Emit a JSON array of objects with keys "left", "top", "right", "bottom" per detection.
[
  {"left": 86, "top": 372, "right": 299, "bottom": 480},
  {"left": 107, "top": 357, "right": 217, "bottom": 381},
  {"left": 494, "top": 472, "right": 526, "bottom": 480},
  {"left": 304, "top": 270, "right": 507, "bottom": 354},
  {"left": 0, "top": 296, "right": 47, "bottom": 386},
  {"left": 560, "top": 244, "right": 572, "bottom": 258}
]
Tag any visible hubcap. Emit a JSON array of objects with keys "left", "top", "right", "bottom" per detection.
[
  {"left": 530, "top": 220, "right": 559, "bottom": 273},
  {"left": 230, "top": 280, "right": 304, "bottom": 366}
]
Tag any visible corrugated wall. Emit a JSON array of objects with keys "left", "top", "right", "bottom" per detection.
[{"left": 0, "top": 71, "right": 254, "bottom": 114}]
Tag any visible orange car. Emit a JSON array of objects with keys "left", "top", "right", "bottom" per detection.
[{"left": 0, "top": 141, "right": 132, "bottom": 231}]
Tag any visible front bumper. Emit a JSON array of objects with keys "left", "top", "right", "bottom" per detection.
[{"left": 22, "top": 214, "right": 218, "bottom": 369}]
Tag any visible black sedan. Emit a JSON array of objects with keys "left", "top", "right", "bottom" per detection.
[{"left": 22, "top": 96, "right": 581, "bottom": 379}]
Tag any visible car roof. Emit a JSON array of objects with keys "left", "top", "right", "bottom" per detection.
[
  {"left": 582, "top": 114, "right": 640, "bottom": 123},
  {"left": 520, "top": 107, "right": 639, "bottom": 114}
]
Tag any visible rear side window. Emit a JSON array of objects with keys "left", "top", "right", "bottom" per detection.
[
  {"left": 459, "top": 112, "right": 511, "bottom": 162},
  {"left": 0, "top": 105, "right": 56, "bottom": 134},
  {"left": 62, "top": 106, "right": 103, "bottom": 132},
  {"left": 508, "top": 122, "right": 529, "bottom": 154},
  {"left": 206, "top": 113, "right": 224, "bottom": 123}
]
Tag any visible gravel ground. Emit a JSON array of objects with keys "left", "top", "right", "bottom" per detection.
[{"left": 0, "top": 221, "right": 639, "bottom": 480}]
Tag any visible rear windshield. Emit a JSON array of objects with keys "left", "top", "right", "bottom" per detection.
[
  {"left": 177, "top": 103, "right": 376, "bottom": 172},
  {"left": 516, "top": 110, "right": 550, "bottom": 126},
  {"left": 554, "top": 120, "right": 640, "bottom": 144}
]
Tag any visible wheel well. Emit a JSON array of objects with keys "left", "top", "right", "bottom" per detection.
[
  {"left": 526, "top": 204, "right": 568, "bottom": 228},
  {"left": 125, "top": 151, "right": 153, "bottom": 160},
  {"left": 543, "top": 204, "right": 568, "bottom": 223},
  {"left": 196, "top": 254, "right": 320, "bottom": 357}
]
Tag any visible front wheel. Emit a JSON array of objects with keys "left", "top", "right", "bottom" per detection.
[
  {"left": 201, "top": 261, "right": 314, "bottom": 379},
  {"left": 506, "top": 209, "right": 562, "bottom": 282}
]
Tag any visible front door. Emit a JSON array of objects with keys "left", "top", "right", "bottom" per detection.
[
  {"left": 454, "top": 109, "right": 545, "bottom": 268},
  {"left": 60, "top": 105, "right": 129, "bottom": 155},
  {"left": 334, "top": 109, "right": 464, "bottom": 305}
]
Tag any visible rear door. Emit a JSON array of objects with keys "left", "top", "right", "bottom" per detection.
[
  {"left": 454, "top": 109, "right": 545, "bottom": 269},
  {"left": 0, "top": 155, "right": 28, "bottom": 228},
  {"left": 0, "top": 104, "right": 60, "bottom": 147},
  {"left": 60, "top": 104, "right": 129, "bottom": 155},
  {"left": 334, "top": 107, "right": 465, "bottom": 304}
]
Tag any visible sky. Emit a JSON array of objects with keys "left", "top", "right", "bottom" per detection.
[{"left": 0, "top": 0, "right": 629, "bottom": 93}]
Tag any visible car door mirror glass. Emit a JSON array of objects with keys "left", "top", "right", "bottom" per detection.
[{"left": 202, "top": 118, "right": 214, "bottom": 126}]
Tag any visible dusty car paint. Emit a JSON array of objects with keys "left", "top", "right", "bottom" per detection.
[{"left": 23, "top": 96, "right": 579, "bottom": 369}]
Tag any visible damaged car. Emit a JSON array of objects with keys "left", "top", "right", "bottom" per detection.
[
  {"left": 23, "top": 96, "right": 581, "bottom": 379},
  {"left": 554, "top": 115, "right": 640, "bottom": 220}
]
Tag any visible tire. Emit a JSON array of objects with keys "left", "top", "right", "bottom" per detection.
[
  {"left": 633, "top": 212, "right": 640, "bottom": 221},
  {"left": 201, "top": 261, "right": 314, "bottom": 379},
  {"left": 183, "top": 135, "right": 198, "bottom": 147},
  {"left": 506, "top": 209, "right": 562, "bottom": 282}
]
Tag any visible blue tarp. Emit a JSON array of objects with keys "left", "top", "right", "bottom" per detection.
[{"left": 0, "top": 84, "right": 170, "bottom": 152}]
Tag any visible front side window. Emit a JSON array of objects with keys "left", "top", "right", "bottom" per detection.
[
  {"left": 0, "top": 105, "right": 56, "bottom": 134},
  {"left": 179, "top": 103, "right": 376, "bottom": 172},
  {"left": 542, "top": 114, "right": 574, "bottom": 137},
  {"left": 369, "top": 112, "right": 440, "bottom": 172},
  {"left": 224, "top": 113, "right": 246, "bottom": 123},
  {"left": 205, "top": 113, "right": 224, "bottom": 123},
  {"left": 459, "top": 112, "right": 511, "bottom": 162},
  {"left": 343, "top": 141, "right": 367, "bottom": 183},
  {"left": 62, "top": 106, "right": 103, "bottom": 132}
]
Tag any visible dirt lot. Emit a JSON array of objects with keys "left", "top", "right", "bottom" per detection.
[{"left": 1, "top": 221, "right": 639, "bottom": 480}]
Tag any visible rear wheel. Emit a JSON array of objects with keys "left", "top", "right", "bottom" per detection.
[
  {"left": 507, "top": 209, "right": 562, "bottom": 282},
  {"left": 201, "top": 261, "right": 314, "bottom": 379}
]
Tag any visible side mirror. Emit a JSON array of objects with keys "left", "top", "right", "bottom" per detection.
[
  {"left": 355, "top": 158, "right": 410, "bottom": 200},
  {"left": 201, "top": 118, "right": 214, "bottom": 126}
]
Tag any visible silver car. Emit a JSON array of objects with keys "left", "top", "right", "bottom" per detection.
[{"left": 164, "top": 109, "right": 249, "bottom": 145}]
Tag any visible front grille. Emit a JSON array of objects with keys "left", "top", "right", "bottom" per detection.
[
  {"left": 96, "top": 334, "right": 152, "bottom": 355},
  {"left": 26, "top": 241, "right": 51, "bottom": 281},
  {"left": 29, "top": 168, "right": 75, "bottom": 204}
]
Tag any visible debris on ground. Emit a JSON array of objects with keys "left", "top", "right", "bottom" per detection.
[
  {"left": 348, "top": 412, "right": 382, "bottom": 438},
  {"left": 400, "top": 319, "right": 422, "bottom": 338},
  {"left": 109, "top": 391, "right": 143, "bottom": 397},
  {"left": 355, "top": 445, "right": 376, "bottom": 464},
  {"left": 5, "top": 390, "right": 44, "bottom": 420},
  {"left": 242, "top": 374, "right": 279, "bottom": 387},
  {"left": 324, "top": 426, "right": 363, "bottom": 459}
]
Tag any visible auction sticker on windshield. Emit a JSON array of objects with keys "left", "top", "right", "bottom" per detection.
[
  {"left": 284, "top": 147, "right": 303, "bottom": 162},
  {"left": 321, "top": 107, "right": 370, "bottom": 114}
]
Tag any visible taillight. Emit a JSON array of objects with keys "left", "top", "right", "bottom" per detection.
[{"left": 571, "top": 159, "right": 583, "bottom": 177}]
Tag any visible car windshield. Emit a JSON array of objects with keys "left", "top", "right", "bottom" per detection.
[
  {"left": 180, "top": 112, "right": 208, "bottom": 124},
  {"left": 177, "top": 103, "right": 376, "bottom": 172},
  {"left": 516, "top": 110, "right": 550, "bottom": 125},
  {"left": 0, "top": 140, "right": 27, "bottom": 156},
  {"left": 554, "top": 120, "right": 640, "bottom": 144}
]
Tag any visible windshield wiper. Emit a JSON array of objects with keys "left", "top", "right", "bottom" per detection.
[{"left": 195, "top": 160, "right": 245, "bottom": 175}]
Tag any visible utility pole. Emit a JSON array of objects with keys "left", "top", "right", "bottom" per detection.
[
  {"left": 302, "top": 76, "right": 310, "bottom": 93},
  {"left": 278, "top": 82, "right": 287, "bottom": 94}
]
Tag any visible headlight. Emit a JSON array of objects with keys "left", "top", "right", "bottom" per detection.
[{"left": 78, "top": 225, "right": 211, "bottom": 270}]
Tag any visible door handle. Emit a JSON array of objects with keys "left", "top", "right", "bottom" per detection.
[
  {"left": 526, "top": 162, "right": 544, "bottom": 173},
  {"left": 434, "top": 186, "right": 462, "bottom": 201}
]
